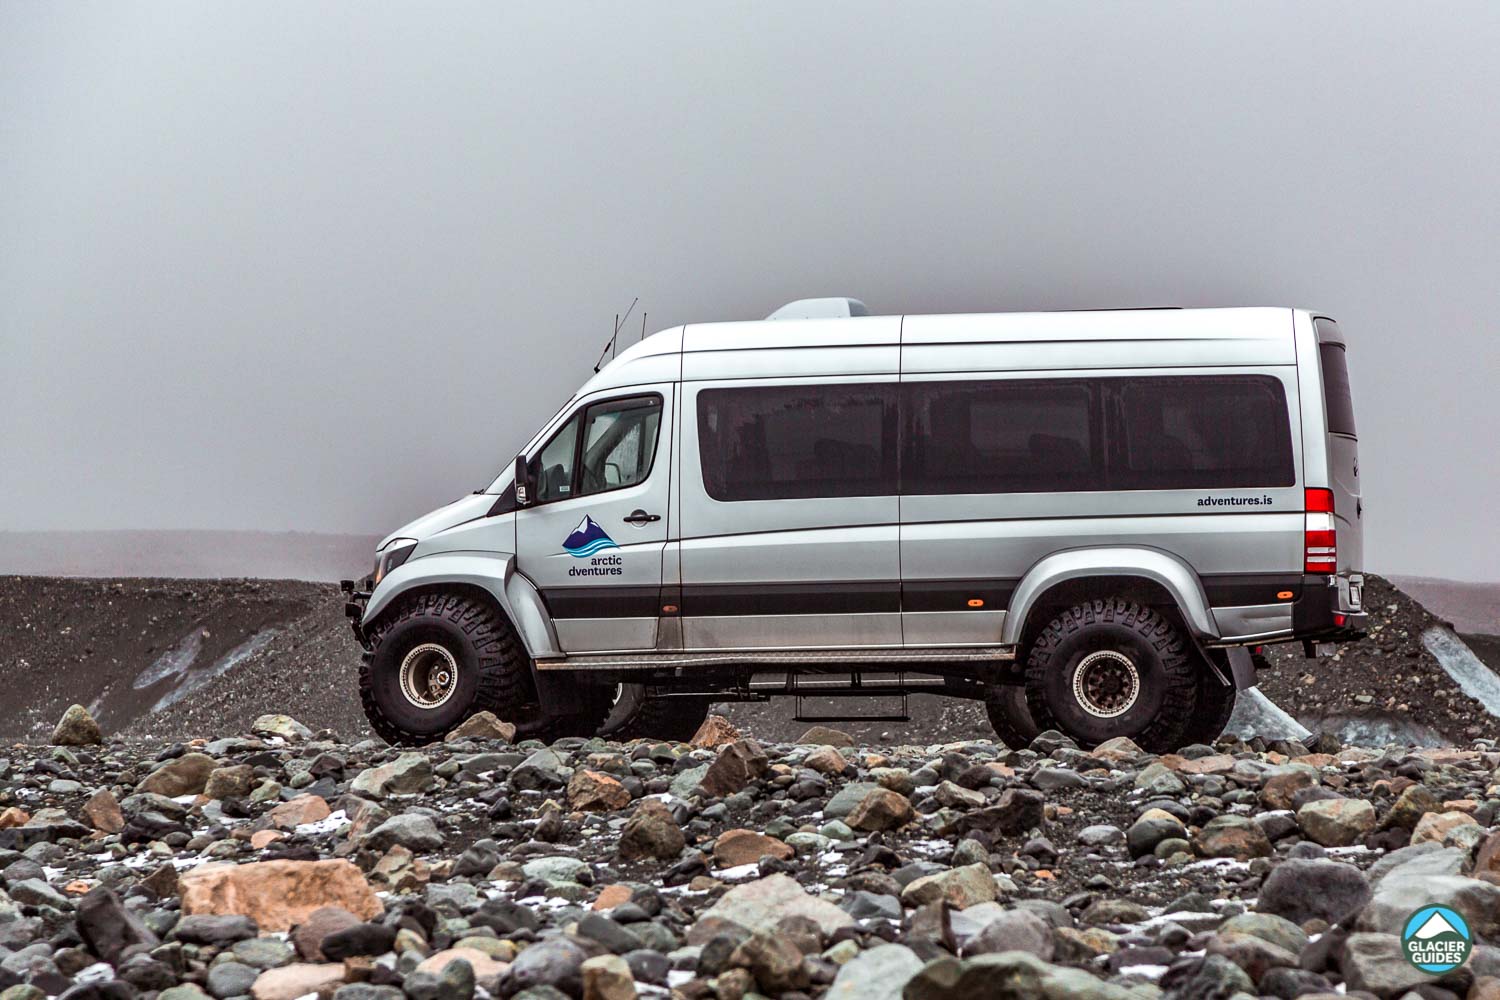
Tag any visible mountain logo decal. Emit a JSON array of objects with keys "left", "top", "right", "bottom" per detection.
[
  {"left": 1402, "top": 904, "right": 1472, "bottom": 974},
  {"left": 563, "top": 515, "right": 619, "bottom": 558}
]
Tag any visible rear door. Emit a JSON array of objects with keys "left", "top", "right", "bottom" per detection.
[
  {"left": 1313, "top": 318, "right": 1362, "bottom": 573},
  {"left": 514, "top": 387, "right": 673, "bottom": 652}
]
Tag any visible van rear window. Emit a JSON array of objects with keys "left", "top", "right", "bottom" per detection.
[
  {"left": 1111, "top": 376, "right": 1294, "bottom": 490},
  {"left": 1318, "top": 341, "right": 1357, "bottom": 438}
]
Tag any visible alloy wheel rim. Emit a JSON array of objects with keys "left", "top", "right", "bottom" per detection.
[
  {"left": 399, "top": 643, "right": 458, "bottom": 709},
  {"left": 1072, "top": 649, "right": 1141, "bottom": 718}
]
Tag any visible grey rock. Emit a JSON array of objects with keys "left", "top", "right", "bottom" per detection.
[
  {"left": 825, "top": 943, "right": 923, "bottom": 1000},
  {"left": 1256, "top": 858, "right": 1371, "bottom": 925},
  {"left": 362, "top": 813, "right": 444, "bottom": 853},
  {"left": 206, "top": 961, "right": 258, "bottom": 999}
]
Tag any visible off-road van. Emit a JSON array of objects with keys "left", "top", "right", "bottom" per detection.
[{"left": 343, "top": 301, "right": 1365, "bottom": 752}]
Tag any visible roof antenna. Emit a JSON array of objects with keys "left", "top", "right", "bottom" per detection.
[
  {"left": 640, "top": 311, "right": 647, "bottom": 343},
  {"left": 594, "top": 297, "right": 638, "bottom": 373}
]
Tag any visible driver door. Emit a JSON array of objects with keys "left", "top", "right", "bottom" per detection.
[{"left": 515, "top": 386, "right": 673, "bottom": 653}]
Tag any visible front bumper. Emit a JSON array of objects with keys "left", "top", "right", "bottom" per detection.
[{"left": 339, "top": 578, "right": 373, "bottom": 649}]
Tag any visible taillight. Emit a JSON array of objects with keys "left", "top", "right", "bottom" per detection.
[{"left": 1305, "top": 488, "right": 1336, "bottom": 574}]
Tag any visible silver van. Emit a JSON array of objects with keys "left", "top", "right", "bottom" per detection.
[{"left": 343, "top": 301, "right": 1365, "bottom": 752}]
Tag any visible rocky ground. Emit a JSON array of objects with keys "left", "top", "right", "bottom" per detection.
[
  {"left": 0, "top": 707, "right": 1497, "bottom": 1000},
  {"left": 2, "top": 574, "right": 1496, "bottom": 748}
]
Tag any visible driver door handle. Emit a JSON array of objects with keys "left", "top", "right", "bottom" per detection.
[{"left": 623, "top": 509, "right": 661, "bottom": 525}]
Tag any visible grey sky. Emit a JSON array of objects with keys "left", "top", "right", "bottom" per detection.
[{"left": 2, "top": 2, "right": 1497, "bottom": 580}]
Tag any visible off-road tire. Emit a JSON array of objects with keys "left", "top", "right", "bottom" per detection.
[
  {"left": 1181, "top": 653, "right": 1238, "bottom": 748},
  {"left": 359, "top": 592, "right": 533, "bottom": 746},
  {"left": 599, "top": 684, "right": 713, "bottom": 743},
  {"left": 984, "top": 684, "right": 1040, "bottom": 750},
  {"left": 1024, "top": 598, "right": 1198, "bottom": 753}
]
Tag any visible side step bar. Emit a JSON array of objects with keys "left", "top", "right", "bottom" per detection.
[{"left": 534, "top": 645, "right": 1015, "bottom": 672}]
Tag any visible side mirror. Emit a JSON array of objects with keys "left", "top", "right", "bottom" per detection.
[{"left": 514, "top": 455, "right": 532, "bottom": 507}]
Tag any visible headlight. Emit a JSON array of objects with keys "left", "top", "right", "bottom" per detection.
[{"left": 374, "top": 539, "right": 417, "bottom": 585}]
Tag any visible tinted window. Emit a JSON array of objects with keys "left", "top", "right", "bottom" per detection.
[
  {"left": 1318, "top": 341, "right": 1357, "bottom": 438},
  {"left": 1113, "top": 376, "right": 1294, "bottom": 489},
  {"left": 904, "top": 380, "right": 1099, "bottom": 494},
  {"left": 697, "top": 384, "right": 897, "bottom": 501}
]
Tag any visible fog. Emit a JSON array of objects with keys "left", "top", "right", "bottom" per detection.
[{"left": 3, "top": 2, "right": 1498, "bottom": 580}]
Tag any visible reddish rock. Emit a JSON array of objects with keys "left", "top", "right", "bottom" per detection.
[
  {"left": 689, "top": 715, "right": 741, "bottom": 748},
  {"left": 713, "top": 829, "right": 794, "bottom": 868},
  {"left": 567, "top": 770, "right": 632, "bottom": 812},
  {"left": 617, "top": 799, "right": 685, "bottom": 861},
  {"left": 250, "top": 830, "right": 285, "bottom": 851},
  {"left": 267, "top": 794, "right": 332, "bottom": 830},
  {"left": 446, "top": 711, "right": 516, "bottom": 743},
  {"left": 592, "top": 884, "right": 633, "bottom": 911},
  {"left": 418, "top": 948, "right": 509, "bottom": 991},
  {"left": 698, "top": 739, "right": 769, "bottom": 798},
  {"left": 802, "top": 746, "right": 849, "bottom": 776},
  {"left": 796, "top": 725, "right": 854, "bottom": 748},
  {"left": 0, "top": 807, "right": 31, "bottom": 829},
  {"left": 180, "top": 860, "right": 382, "bottom": 932},
  {"left": 1259, "top": 767, "right": 1318, "bottom": 810},
  {"left": 81, "top": 789, "right": 124, "bottom": 834},
  {"left": 846, "top": 788, "right": 915, "bottom": 832}
]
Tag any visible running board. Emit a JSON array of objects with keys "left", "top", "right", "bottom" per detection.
[{"left": 534, "top": 645, "right": 1015, "bottom": 672}]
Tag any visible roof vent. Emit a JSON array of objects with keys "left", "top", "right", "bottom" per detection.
[{"left": 766, "top": 297, "right": 869, "bottom": 321}]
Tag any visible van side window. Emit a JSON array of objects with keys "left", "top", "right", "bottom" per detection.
[
  {"left": 697, "top": 384, "right": 898, "bottom": 501},
  {"left": 530, "top": 413, "right": 581, "bottom": 503},
  {"left": 904, "top": 380, "right": 1098, "bottom": 494},
  {"left": 1112, "top": 376, "right": 1294, "bottom": 490},
  {"left": 1317, "top": 342, "right": 1357, "bottom": 438}
]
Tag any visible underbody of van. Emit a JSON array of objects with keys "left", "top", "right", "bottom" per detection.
[{"left": 343, "top": 303, "right": 1365, "bottom": 753}]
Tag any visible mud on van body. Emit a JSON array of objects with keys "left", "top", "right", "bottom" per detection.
[{"left": 343, "top": 303, "right": 1365, "bottom": 752}]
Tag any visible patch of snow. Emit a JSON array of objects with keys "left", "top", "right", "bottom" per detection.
[
  {"left": 1423, "top": 627, "right": 1500, "bottom": 717},
  {"left": 294, "top": 810, "right": 349, "bottom": 836},
  {"left": 709, "top": 863, "right": 760, "bottom": 881},
  {"left": 1119, "top": 965, "right": 1169, "bottom": 980}
]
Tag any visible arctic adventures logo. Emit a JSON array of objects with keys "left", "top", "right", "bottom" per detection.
[
  {"left": 1402, "top": 905, "right": 1472, "bottom": 975},
  {"left": 563, "top": 516, "right": 623, "bottom": 577}
]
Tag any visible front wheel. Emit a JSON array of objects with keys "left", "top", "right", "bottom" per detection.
[
  {"left": 1023, "top": 599, "right": 1198, "bottom": 753},
  {"left": 359, "top": 592, "right": 535, "bottom": 746}
]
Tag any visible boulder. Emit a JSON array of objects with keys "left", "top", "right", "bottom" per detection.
[
  {"left": 567, "top": 770, "right": 632, "bottom": 812},
  {"left": 825, "top": 944, "right": 923, "bottom": 1000},
  {"left": 688, "top": 874, "right": 855, "bottom": 944},
  {"left": 846, "top": 788, "right": 915, "bottom": 832},
  {"left": 900, "top": 864, "right": 998, "bottom": 910},
  {"left": 797, "top": 725, "right": 854, "bottom": 747},
  {"left": 362, "top": 813, "right": 444, "bottom": 853},
  {"left": 713, "top": 829, "right": 793, "bottom": 868},
  {"left": 76, "top": 886, "right": 158, "bottom": 964},
  {"left": 417, "top": 948, "right": 507, "bottom": 993},
  {"left": 1340, "top": 932, "right": 1433, "bottom": 998},
  {"left": 291, "top": 906, "right": 362, "bottom": 961},
  {"left": 249, "top": 963, "right": 345, "bottom": 1000},
  {"left": 80, "top": 789, "right": 124, "bottom": 834},
  {"left": 445, "top": 711, "right": 515, "bottom": 743},
  {"left": 350, "top": 752, "right": 432, "bottom": 797},
  {"left": 251, "top": 714, "right": 313, "bottom": 742},
  {"left": 1411, "top": 810, "right": 1486, "bottom": 850},
  {"left": 1298, "top": 797, "right": 1376, "bottom": 847},
  {"left": 203, "top": 764, "right": 256, "bottom": 801},
  {"left": 136, "top": 752, "right": 218, "bottom": 797},
  {"left": 698, "top": 739, "right": 769, "bottom": 798},
  {"left": 1193, "top": 814, "right": 1272, "bottom": 859},
  {"left": 180, "top": 860, "right": 382, "bottom": 932},
  {"left": 51, "top": 704, "right": 103, "bottom": 746},
  {"left": 961, "top": 909, "right": 1054, "bottom": 960},
  {"left": 617, "top": 799, "right": 685, "bottom": 860},
  {"left": 266, "top": 793, "right": 332, "bottom": 830},
  {"left": 689, "top": 714, "right": 741, "bottom": 748},
  {"left": 1256, "top": 858, "right": 1371, "bottom": 925}
]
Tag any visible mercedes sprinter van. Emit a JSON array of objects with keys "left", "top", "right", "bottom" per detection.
[{"left": 343, "top": 301, "right": 1365, "bottom": 752}]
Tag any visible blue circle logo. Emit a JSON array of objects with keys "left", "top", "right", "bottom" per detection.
[{"left": 1402, "top": 905, "right": 1472, "bottom": 974}]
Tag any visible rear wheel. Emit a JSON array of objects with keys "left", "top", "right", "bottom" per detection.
[
  {"left": 984, "top": 684, "right": 1040, "bottom": 750},
  {"left": 1024, "top": 598, "right": 1198, "bottom": 753},
  {"left": 598, "top": 684, "right": 713, "bottom": 742}
]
